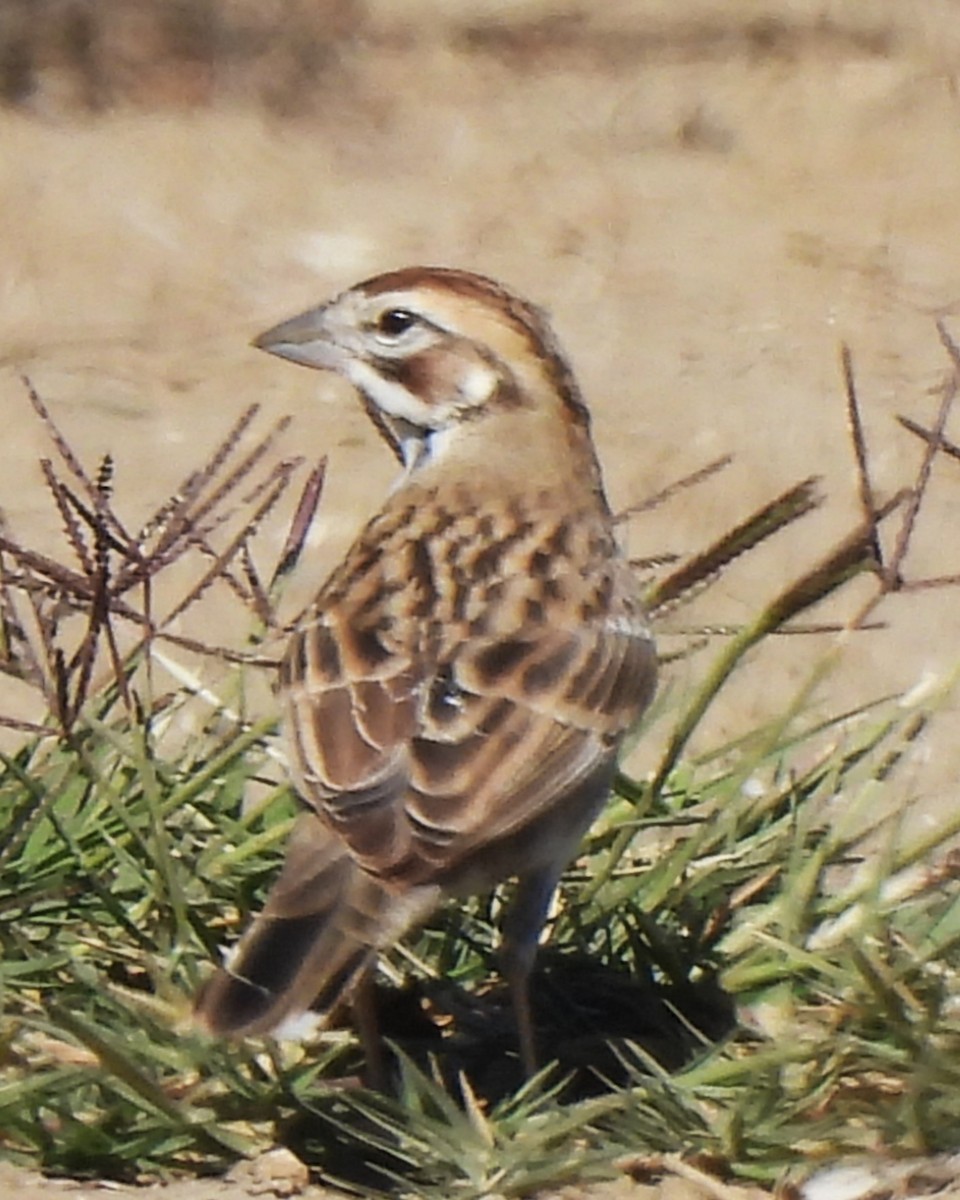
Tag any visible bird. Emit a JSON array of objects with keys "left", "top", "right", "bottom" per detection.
[{"left": 194, "top": 266, "right": 658, "bottom": 1078}]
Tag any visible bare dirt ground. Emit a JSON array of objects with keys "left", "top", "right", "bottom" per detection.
[
  {"left": 0, "top": 1156, "right": 772, "bottom": 1200},
  {"left": 4, "top": 1, "right": 960, "bottom": 1195}
]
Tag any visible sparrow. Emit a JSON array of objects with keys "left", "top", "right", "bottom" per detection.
[{"left": 194, "top": 267, "right": 657, "bottom": 1077}]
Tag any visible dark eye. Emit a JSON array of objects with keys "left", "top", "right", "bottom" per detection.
[{"left": 375, "top": 308, "right": 418, "bottom": 339}]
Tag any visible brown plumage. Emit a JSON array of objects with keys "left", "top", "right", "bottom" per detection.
[{"left": 194, "top": 267, "right": 657, "bottom": 1075}]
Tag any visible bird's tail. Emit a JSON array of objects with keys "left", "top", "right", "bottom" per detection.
[{"left": 194, "top": 813, "right": 434, "bottom": 1038}]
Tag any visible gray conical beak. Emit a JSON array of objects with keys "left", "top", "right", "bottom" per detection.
[{"left": 252, "top": 305, "right": 344, "bottom": 370}]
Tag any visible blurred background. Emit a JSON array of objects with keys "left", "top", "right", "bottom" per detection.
[{"left": 1, "top": 0, "right": 960, "bottom": 801}]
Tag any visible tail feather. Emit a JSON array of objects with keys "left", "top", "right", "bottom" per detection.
[
  {"left": 195, "top": 813, "right": 438, "bottom": 1037},
  {"left": 195, "top": 908, "right": 375, "bottom": 1037}
]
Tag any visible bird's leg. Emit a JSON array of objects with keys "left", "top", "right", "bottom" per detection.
[
  {"left": 351, "top": 968, "right": 387, "bottom": 1091},
  {"left": 499, "top": 866, "right": 563, "bottom": 1078}
]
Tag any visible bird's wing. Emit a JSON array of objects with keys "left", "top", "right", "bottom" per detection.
[{"left": 281, "top": 612, "right": 656, "bottom": 885}]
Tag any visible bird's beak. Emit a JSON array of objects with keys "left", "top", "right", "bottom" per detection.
[{"left": 252, "top": 305, "right": 343, "bottom": 370}]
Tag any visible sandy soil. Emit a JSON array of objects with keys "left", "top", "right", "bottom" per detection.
[
  {"left": 4, "top": 1, "right": 960, "bottom": 1195},
  {"left": 0, "top": 1155, "right": 769, "bottom": 1200}
]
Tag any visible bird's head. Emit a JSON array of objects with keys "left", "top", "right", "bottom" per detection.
[{"left": 253, "top": 267, "right": 591, "bottom": 468}]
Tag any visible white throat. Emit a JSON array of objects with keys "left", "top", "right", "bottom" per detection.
[{"left": 390, "top": 424, "right": 458, "bottom": 493}]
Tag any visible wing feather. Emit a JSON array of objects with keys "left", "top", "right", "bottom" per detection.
[{"left": 282, "top": 612, "right": 656, "bottom": 887}]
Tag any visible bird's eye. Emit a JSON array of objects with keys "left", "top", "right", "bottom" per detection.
[{"left": 375, "top": 308, "right": 418, "bottom": 339}]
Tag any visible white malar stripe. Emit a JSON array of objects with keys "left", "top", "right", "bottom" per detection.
[{"left": 346, "top": 359, "right": 438, "bottom": 427}]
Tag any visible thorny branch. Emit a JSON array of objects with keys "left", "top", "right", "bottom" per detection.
[
  {"left": 3, "top": 325, "right": 959, "bottom": 739},
  {"left": 0, "top": 382, "right": 324, "bottom": 733}
]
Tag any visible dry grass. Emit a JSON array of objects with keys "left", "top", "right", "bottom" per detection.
[
  {"left": 4, "top": 5, "right": 960, "bottom": 1194},
  {"left": 7, "top": 1, "right": 960, "bottom": 773},
  {"left": 0, "top": 348, "right": 957, "bottom": 1197}
]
